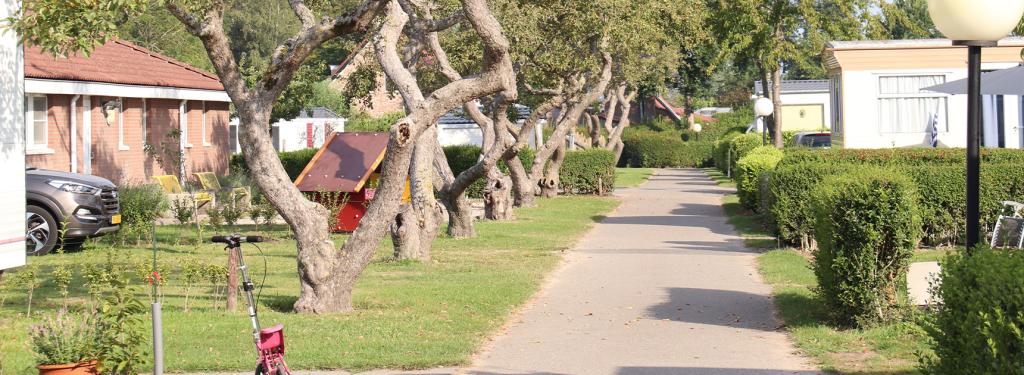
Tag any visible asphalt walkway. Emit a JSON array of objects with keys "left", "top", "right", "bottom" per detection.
[{"left": 464, "top": 168, "right": 818, "bottom": 375}]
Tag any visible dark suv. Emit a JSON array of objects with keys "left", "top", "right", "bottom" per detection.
[{"left": 25, "top": 168, "right": 121, "bottom": 255}]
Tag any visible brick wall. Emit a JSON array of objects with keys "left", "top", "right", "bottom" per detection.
[{"left": 27, "top": 94, "right": 231, "bottom": 186}]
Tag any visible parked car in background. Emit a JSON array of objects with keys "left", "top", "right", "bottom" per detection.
[
  {"left": 793, "top": 132, "right": 832, "bottom": 148},
  {"left": 25, "top": 168, "right": 120, "bottom": 255}
]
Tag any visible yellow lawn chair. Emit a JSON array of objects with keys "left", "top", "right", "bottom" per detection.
[
  {"left": 152, "top": 175, "right": 215, "bottom": 208},
  {"left": 194, "top": 172, "right": 251, "bottom": 207}
]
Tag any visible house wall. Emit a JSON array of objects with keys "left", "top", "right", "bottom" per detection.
[
  {"left": 26, "top": 94, "right": 232, "bottom": 185},
  {"left": 777, "top": 92, "right": 831, "bottom": 131},
  {"left": 834, "top": 64, "right": 1021, "bottom": 149},
  {"left": 271, "top": 118, "right": 346, "bottom": 152}
]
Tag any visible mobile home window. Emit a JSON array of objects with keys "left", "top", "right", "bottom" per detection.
[
  {"left": 877, "top": 75, "right": 948, "bottom": 134},
  {"left": 24, "top": 95, "right": 48, "bottom": 149}
]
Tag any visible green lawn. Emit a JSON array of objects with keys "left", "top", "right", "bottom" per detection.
[
  {"left": 615, "top": 168, "right": 654, "bottom": 188},
  {"left": 704, "top": 167, "right": 943, "bottom": 374},
  {"left": 0, "top": 196, "right": 619, "bottom": 373}
]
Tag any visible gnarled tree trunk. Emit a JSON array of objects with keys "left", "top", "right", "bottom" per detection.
[
  {"left": 539, "top": 140, "right": 565, "bottom": 198},
  {"left": 392, "top": 126, "right": 448, "bottom": 261}
]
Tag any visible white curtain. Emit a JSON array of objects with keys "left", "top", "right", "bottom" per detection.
[{"left": 878, "top": 75, "right": 947, "bottom": 134}]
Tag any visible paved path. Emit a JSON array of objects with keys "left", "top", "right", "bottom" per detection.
[
  {"left": 181, "top": 169, "right": 816, "bottom": 375},
  {"left": 464, "top": 168, "right": 818, "bottom": 375}
]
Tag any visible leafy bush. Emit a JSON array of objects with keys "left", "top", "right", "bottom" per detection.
[
  {"left": 561, "top": 149, "right": 616, "bottom": 195},
  {"left": 117, "top": 184, "right": 168, "bottom": 244},
  {"left": 345, "top": 112, "right": 404, "bottom": 132},
  {"left": 620, "top": 128, "right": 713, "bottom": 168},
  {"left": 811, "top": 169, "right": 921, "bottom": 327},
  {"left": 443, "top": 145, "right": 535, "bottom": 199},
  {"left": 778, "top": 148, "right": 1024, "bottom": 169},
  {"left": 765, "top": 162, "right": 858, "bottom": 248},
  {"left": 922, "top": 247, "right": 1024, "bottom": 375},
  {"left": 726, "top": 133, "right": 763, "bottom": 169},
  {"left": 231, "top": 148, "right": 319, "bottom": 181},
  {"left": 713, "top": 133, "right": 741, "bottom": 173},
  {"left": 735, "top": 146, "right": 784, "bottom": 210}
]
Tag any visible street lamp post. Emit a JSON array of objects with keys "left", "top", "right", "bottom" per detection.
[
  {"left": 755, "top": 97, "right": 775, "bottom": 147},
  {"left": 928, "top": 0, "right": 1024, "bottom": 250},
  {"left": 692, "top": 123, "right": 702, "bottom": 142}
]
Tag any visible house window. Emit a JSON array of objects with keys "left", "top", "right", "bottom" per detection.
[
  {"left": 202, "top": 101, "right": 211, "bottom": 146},
  {"left": 24, "top": 95, "right": 50, "bottom": 152},
  {"left": 877, "top": 75, "right": 948, "bottom": 134},
  {"left": 141, "top": 99, "right": 147, "bottom": 148},
  {"left": 117, "top": 98, "right": 129, "bottom": 150}
]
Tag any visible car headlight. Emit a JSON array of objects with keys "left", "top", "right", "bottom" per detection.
[{"left": 47, "top": 180, "right": 100, "bottom": 195}]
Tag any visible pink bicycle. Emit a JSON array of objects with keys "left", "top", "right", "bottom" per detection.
[{"left": 212, "top": 234, "right": 292, "bottom": 375}]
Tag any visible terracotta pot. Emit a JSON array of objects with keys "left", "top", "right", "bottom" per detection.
[{"left": 37, "top": 361, "right": 98, "bottom": 375}]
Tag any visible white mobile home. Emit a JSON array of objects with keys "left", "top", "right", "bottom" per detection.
[
  {"left": 825, "top": 39, "right": 1024, "bottom": 149},
  {"left": 230, "top": 107, "right": 347, "bottom": 153},
  {"left": 1, "top": 0, "right": 26, "bottom": 271},
  {"left": 754, "top": 80, "right": 832, "bottom": 132}
]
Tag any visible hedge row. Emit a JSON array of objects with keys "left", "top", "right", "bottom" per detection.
[
  {"left": 561, "top": 149, "right": 616, "bottom": 195},
  {"left": 778, "top": 148, "right": 1024, "bottom": 169},
  {"left": 620, "top": 129, "right": 713, "bottom": 168},
  {"left": 735, "top": 146, "right": 783, "bottom": 210},
  {"left": 230, "top": 148, "right": 319, "bottom": 181},
  {"left": 765, "top": 162, "right": 1024, "bottom": 247},
  {"left": 713, "top": 133, "right": 762, "bottom": 174},
  {"left": 443, "top": 145, "right": 536, "bottom": 199}
]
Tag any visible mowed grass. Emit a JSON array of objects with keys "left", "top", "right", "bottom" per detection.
[
  {"left": 0, "top": 196, "right": 619, "bottom": 373},
  {"left": 706, "top": 167, "right": 943, "bottom": 374},
  {"left": 614, "top": 168, "right": 654, "bottom": 188}
]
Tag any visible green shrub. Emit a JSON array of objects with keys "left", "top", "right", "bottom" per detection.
[
  {"left": 735, "top": 146, "right": 784, "bottom": 210},
  {"left": 443, "top": 145, "right": 536, "bottom": 198},
  {"left": 765, "top": 162, "right": 858, "bottom": 248},
  {"left": 713, "top": 133, "right": 741, "bottom": 173},
  {"left": 811, "top": 169, "right": 921, "bottom": 327},
  {"left": 346, "top": 112, "right": 404, "bottom": 132},
  {"left": 560, "top": 149, "right": 616, "bottom": 195},
  {"left": 621, "top": 128, "right": 712, "bottom": 168},
  {"left": 231, "top": 148, "right": 319, "bottom": 181},
  {"left": 117, "top": 184, "right": 168, "bottom": 244},
  {"left": 922, "top": 247, "right": 1024, "bottom": 375},
  {"left": 778, "top": 148, "right": 1024, "bottom": 169}
]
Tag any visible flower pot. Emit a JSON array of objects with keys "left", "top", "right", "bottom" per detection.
[
  {"left": 364, "top": 188, "right": 376, "bottom": 200},
  {"left": 37, "top": 361, "right": 98, "bottom": 375}
]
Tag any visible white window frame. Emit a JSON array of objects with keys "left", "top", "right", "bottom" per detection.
[
  {"left": 876, "top": 74, "right": 949, "bottom": 134},
  {"left": 202, "top": 101, "right": 211, "bottom": 147},
  {"left": 24, "top": 94, "right": 54, "bottom": 155},
  {"left": 180, "top": 100, "right": 193, "bottom": 148},
  {"left": 117, "top": 98, "right": 129, "bottom": 151}
]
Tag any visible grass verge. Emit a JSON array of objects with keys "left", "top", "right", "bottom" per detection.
[
  {"left": 0, "top": 196, "right": 619, "bottom": 373},
  {"left": 705, "top": 167, "right": 939, "bottom": 374},
  {"left": 615, "top": 168, "right": 654, "bottom": 188}
]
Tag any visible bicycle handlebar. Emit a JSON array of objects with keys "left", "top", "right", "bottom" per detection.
[{"left": 211, "top": 235, "right": 264, "bottom": 244}]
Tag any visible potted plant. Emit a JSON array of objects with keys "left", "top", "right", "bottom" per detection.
[
  {"left": 364, "top": 176, "right": 380, "bottom": 200},
  {"left": 29, "top": 310, "right": 98, "bottom": 375}
]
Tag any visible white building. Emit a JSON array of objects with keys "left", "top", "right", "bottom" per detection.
[
  {"left": 2, "top": 0, "right": 26, "bottom": 271},
  {"left": 436, "top": 105, "right": 537, "bottom": 147},
  {"left": 753, "top": 80, "right": 832, "bottom": 132},
  {"left": 825, "top": 39, "right": 1024, "bottom": 149},
  {"left": 230, "top": 107, "right": 347, "bottom": 153}
]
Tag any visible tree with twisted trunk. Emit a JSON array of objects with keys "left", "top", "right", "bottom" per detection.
[{"left": 10, "top": 0, "right": 515, "bottom": 313}]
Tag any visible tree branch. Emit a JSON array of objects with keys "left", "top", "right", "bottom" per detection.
[
  {"left": 166, "top": 2, "right": 249, "bottom": 102},
  {"left": 288, "top": 0, "right": 317, "bottom": 29}
]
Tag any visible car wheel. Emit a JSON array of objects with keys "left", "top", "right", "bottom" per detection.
[{"left": 26, "top": 205, "right": 58, "bottom": 256}]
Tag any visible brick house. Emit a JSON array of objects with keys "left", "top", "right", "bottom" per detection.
[{"left": 23, "top": 39, "right": 232, "bottom": 185}]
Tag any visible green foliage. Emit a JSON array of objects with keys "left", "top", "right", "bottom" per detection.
[
  {"left": 713, "top": 132, "right": 742, "bottom": 173},
  {"left": 346, "top": 112, "right": 404, "bottom": 133},
  {"left": 443, "top": 145, "right": 536, "bottom": 199},
  {"left": 735, "top": 146, "right": 783, "bottom": 210},
  {"left": 10, "top": 265, "right": 40, "bottom": 316},
  {"left": 29, "top": 310, "right": 97, "bottom": 366},
  {"left": 93, "top": 281, "right": 147, "bottom": 375},
  {"left": 810, "top": 169, "right": 921, "bottom": 327},
  {"left": 116, "top": 184, "right": 168, "bottom": 244},
  {"left": 231, "top": 148, "right": 319, "bottom": 182},
  {"left": 922, "top": 247, "right": 1024, "bottom": 375},
  {"left": 170, "top": 197, "right": 196, "bottom": 226},
  {"left": 560, "top": 149, "right": 616, "bottom": 195},
  {"left": 778, "top": 148, "right": 1024, "bottom": 169},
  {"left": 765, "top": 162, "right": 857, "bottom": 247},
  {"left": 620, "top": 128, "right": 713, "bottom": 168}
]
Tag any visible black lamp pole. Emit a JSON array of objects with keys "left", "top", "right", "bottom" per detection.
[{"left": 957, "top": 41, "right": 994, "bottom": 251}]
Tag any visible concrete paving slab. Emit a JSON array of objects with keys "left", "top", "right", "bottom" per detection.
[{"left": 908, "top": 262, "right": 942, "bottom": 306}]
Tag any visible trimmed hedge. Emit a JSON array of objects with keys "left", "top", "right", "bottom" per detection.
[
  {"left": 778, "top": 148, "right": 1024, "bottom": 169},
  {"left": 811, "top": 169, "right": 921, "bottom": 327},
  {"left": 230, "top": 148, "right": 319, "bottom": 181},
  {"left": 621, "top": 128, "right": 713, "bottom": 168},
  {"left": 443, "top": 145, "right": 536, "bottom": 198},
  {"left": 561, "top": 148, "right": 616, "bottom": 195},
  {"left": 922, "top": 247, "right": 1024, "bottom": 375},
  {"left": 735, "top": 146, "right": 784, "bottom": 210},
  {"left": 764, "top": 162, "right": 858, "bottom": 247}
]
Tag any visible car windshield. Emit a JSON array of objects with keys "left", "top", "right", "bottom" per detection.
[{"left": 800, "top": 134, "right": 831, "bottom": 148}]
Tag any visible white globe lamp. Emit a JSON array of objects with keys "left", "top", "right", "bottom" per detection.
[
  {"left": 927, "top": 0, "right": 1024, "bottom": 249},
  {"left": 928, "top": 0, "right": 1024, "bottom": 42},
  {"left": 754, "top": 98, "right": 774, "bottom": 117},
  {"left": 692, "top": 123, "right": 702, "bottom": 133}
]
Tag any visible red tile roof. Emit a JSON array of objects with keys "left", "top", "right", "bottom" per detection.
[{"left": 25, "top": 39, "right": 225, "bottom": 91}]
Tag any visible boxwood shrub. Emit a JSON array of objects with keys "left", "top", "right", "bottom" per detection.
[
  {"left": 735, "top": 146, "right": 784, "bottom": 210},
  {"left": 922, "top": 247, "right": 1024, "bottom": 375},
  {"left": 811, "top": 168, "right": 921, "bottom": 327},
  {"left": 764, "top": 162, "right": 857, "bottom": 247},
  {"left": 778, "top": 148, "right": 1024, "bottom": 169},
  {"left": 621, "top": 128, "right": 712, "bottom": 168},
  {"left": 443, "top": 145, "right": 536, "bottom": 199},
  {"left": 230, "top": 148, "right": 319, "bottom": 181},
  {"left": 561, "top": 148, "right": 616, "bottom": 195}
]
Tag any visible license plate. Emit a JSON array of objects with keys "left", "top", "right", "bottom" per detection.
[{"left": 111, "top": 214, "right": 122, "bottom": 225}]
